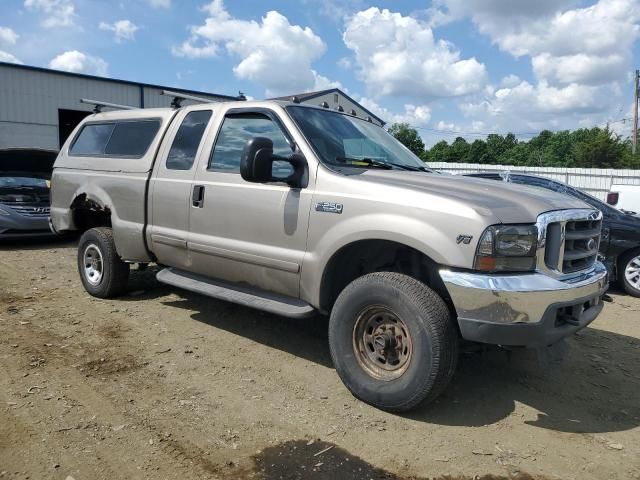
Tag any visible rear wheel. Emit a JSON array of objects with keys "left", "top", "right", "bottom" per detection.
[
  {"left": 328, "top": 272, "right": 458, "bottom": 412},
  {"left": 620, "top": 249, "right": 640, "bottom": 297},
  {"left": 77, "top": 227, "right": 129, "bottom": 298}
]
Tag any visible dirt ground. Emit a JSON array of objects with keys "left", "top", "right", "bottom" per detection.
[{"left": 1, "top": 237, "right": 639, "bottom": 480}]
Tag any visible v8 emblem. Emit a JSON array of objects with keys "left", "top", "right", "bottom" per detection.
[{"left": 456, "top": 235, "right": 473, "bottom": 245}]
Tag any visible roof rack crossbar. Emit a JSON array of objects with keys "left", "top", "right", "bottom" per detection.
[
  {"left": 160, "top": 89, "right": 219, "bottom": 108},
  {"left": 80, "top": 98, "right": 138, "bottom": 113}
]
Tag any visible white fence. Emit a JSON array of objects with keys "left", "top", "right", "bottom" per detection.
[{"left": 428, "top": 162, "right": 640, "bottom": 201}]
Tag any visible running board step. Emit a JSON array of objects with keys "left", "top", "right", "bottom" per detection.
[{"left": 156, "top": 268, "right": 316, "bottom": 319}]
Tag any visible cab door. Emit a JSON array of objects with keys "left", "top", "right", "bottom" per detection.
[
  {"left": 149, "top": 109, "right": 213, "bottom": 268},
  {"left": 187, "top": 107, "right": 313, "bottom": 297}
]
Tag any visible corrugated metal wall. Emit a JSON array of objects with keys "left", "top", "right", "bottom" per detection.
[
  {"left": 0, "top": 64, "right": 229, "bottom": 150},
  {"left": 429, "top": 162, "right": 640, "bottom": 200},
  {"left": 300, "top": 92, "right": 384, "bottom": 126}
]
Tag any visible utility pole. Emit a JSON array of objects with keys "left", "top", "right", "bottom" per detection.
[{"left": 633, "top": 69, "right": 639, "bottom": 155}]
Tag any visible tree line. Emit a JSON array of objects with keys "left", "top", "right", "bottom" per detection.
[{"left": 387, "top": 123, "right": 640, "bottom": 169}]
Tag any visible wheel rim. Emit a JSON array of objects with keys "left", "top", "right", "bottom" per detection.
[
  {"left": 352, "top": 305, "right": 412, "bottom": 381},
  {"left": 83, "top": 244, "right": 104, "bottom": 286},
  {"left": 625, "top": 254, "right": 640, "bottom": 291}
]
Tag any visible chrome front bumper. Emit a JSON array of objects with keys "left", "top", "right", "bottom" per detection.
[{"left": 440, "top": 261, "right": 609, "bottom": 347}]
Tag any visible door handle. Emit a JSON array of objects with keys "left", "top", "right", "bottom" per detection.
[{"left": 192, "top": 185, "right": 205, "bottom": 208}]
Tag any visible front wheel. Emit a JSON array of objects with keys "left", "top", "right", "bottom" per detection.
[
  {"left": 77, "top": 227, "right": 129, "bottom": 298},
  {"left": 328, "top": 272, "right": 459, "bottom": 412},
  {"left": 620, "top": 249, "right": 640, "bottom": 297}
]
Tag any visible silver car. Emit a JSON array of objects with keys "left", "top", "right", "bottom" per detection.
[{"left": 0, "top": 149, "right": 55, "bottom": 238}]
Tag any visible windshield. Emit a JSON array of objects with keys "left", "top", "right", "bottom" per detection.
[{"left": 287, "top": 106, "right": 431, "bottom": 171}]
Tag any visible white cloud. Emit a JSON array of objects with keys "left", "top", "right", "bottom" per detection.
[
  {"left": 49, "top": 50, "right": 108, "bottom": 76},
  {"left": 423, "top": 0, "right": 639, "bottom": 137},
  {"left": 302, "top": 0, "right": 365, "bottom": 22},
  {"left": 428, "top": 0, "right": 575, "bottom": 28},
  {"left": 173, "top": 0, "right": 337, "bottom": 97},
  {"left": 0, "top": 26, "right": 21, "bottom": 64},
  {"left": 171, "top": 41, "right": 217, "bottom": 59},
  {"left": 147, "top": 0, "right": 170, "bottom": 7},
  {"left": 532, "top": 53, "right": 627, "bottom": 86},
  {"left": 337, "top": 56, "right": 352, "bottom": 69},
  {"left": 458, "top": 79, "right": 613, "bottom": 135},
  {"left": 99, "top": 19, "right": 139, "bottom": 42},
  {"left": 24, "top": 0, "right": 77, "bottom": 28},
  {"left": 343, "top": 7, "right": 487, "bottom": 100},
  {"left": 500, "top": 74, "right": 521, "bottom": 88},
  {"left": 0, "top": 50, "right": 22, "bottom": 64},
  {"left": 435, "top": 121, "right": 457, "bottom": 131},
  {"left": 359, "top": 97, "right": 432, "bottom": 126},
  {"left": 0, "top": 26, "right": 19, "bottom": 45},
  {"left": 431, "top": 0, "right": 640, "bottom": 87},
  {"left": 311, "top": 71, "right": 342, "bottom": 91}
]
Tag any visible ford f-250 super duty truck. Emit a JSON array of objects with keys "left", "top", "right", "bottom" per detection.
[{"left": 50, "top": 99, "right": 608, "bottom": 412}]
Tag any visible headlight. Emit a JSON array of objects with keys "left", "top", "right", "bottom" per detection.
[
  {"left": 0, "top": 206, "right": 11, "bottom": 216},
  {"left": 474, "top": 224, "right": 538, "bottom": 272}
]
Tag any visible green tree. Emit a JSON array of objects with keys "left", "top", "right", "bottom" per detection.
[
  {"left": 573, "top": 127, "right": 628, "bottom": 168},
  {"left": 468, "top": 139, "right": 487, "bottom": 164},
  {"left": 387, "top": 123, "right": 425, "bottom": 157},
  {"left": 426, "top": 140, "right": 449, "bottom": 163},
  {"left": 421, "top": 126, "right": 639, "bottom": 169},
  {"left": 447, "top": 137, "right": 470, "bottom": 163}
]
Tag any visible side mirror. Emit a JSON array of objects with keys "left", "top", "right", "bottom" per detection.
[
  {"left": 240, "top": 137, "right": 274, "bottom": 183},
  {"left": 240, "top": 137, "right": 308, "bottom": 188}
]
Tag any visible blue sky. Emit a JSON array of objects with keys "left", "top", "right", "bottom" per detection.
[{"left": 1, "top": 0, "right": 639, "bottom": 145}]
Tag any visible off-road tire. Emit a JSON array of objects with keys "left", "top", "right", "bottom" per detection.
[
  {"left": 619, "top": 248, "right": 640, "bottom": 298},
  {"left": 328, "top": 272, "right": 459, "bottom": 412},
  {"left": 77, "top": 227, "right": 129, "bottom": 298}
]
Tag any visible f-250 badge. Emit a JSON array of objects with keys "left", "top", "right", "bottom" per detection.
[{"left": 315, "top": 202, "right": 343, "bottom": 214}]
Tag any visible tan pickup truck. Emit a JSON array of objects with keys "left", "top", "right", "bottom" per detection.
[{"left": 50, "top": 99, "right": 608, "bottom": 411}]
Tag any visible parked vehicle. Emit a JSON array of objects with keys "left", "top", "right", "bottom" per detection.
[
  {"left": 607, "top": 184, "right": 640, "bottom": 215},
  {"left": 51, "top": 101, "right": 608, "bottom": 411},
  {"left": 466, "top": 172, "right": 640, "bottom": 297},
  {"left": 0, "top": 149, "right": 56, "bottom": 238}
]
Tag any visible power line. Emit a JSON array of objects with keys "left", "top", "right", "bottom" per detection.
[
  {"left": 408, "top": 117, "right": 635, "bottom": 140},
  {"left": 633, "top": 69, "right": 639, "bottom": 154},
  {"left": 411, "top": 125, "right": 539, "bottom": 137},
  {"left": 598, "top": 117, "right": 633, "bottom": 128}
]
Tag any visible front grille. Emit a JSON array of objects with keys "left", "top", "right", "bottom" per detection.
[
  {"left": 4, "top": 204, "right": 50, "bottom": 217},
  {"left": 562, "top": 219, "right": 601, "bottom": 273},
  {"left": 542, "top": 211, "right": 601, "bottom": 275}
]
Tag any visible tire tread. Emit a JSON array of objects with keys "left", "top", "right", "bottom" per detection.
[
  {"left": 329, "top": 272, "right": 458, "bottom": 412},
  {"left": 619, "top": 248, "right": 640, "bottom": 298},
  {"left": 77, "top": 227, "right": 129, "bottom": 298}
]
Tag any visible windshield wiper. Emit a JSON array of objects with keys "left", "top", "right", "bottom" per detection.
[
  {"left": 335, "top": 157, "right": 430, "bottom": 172},
  {"left": 335, "top": 156, "right": 391, "bottom": 169},
  {"left": 389, "top": 162, "right": 430, "bottom": 172}
]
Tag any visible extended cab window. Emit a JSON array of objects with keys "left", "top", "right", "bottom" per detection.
[
  {"left": 166, "top": 110, "right": 212, "bottom": 170},
  {"left": 209, "top": 113, "right": 292, "bottom": 173},
  {"left": 70, "top": 119, "right": 160, "bottom": 157}
]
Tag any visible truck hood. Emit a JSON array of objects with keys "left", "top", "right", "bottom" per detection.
[{"left": 355, "top": 170, "right": 591, "bottom": 224}]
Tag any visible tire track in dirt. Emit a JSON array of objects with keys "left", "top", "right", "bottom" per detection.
[{"left": 0, "top": 300, "right": 232, "bottom": 479}]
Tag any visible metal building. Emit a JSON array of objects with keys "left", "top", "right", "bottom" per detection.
[
  {"left": 272, "top": 88, "right": 385, "bottom": 127},
  {"left": 0, "top": 62, "right": 386, "bottom": 152},
  {"left": 0, "top": 62, "right": 241, "bottom": 151}
]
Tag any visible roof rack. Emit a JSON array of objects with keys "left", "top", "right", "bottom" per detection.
[
  {"left": 160, "top": 89, "right": 222, "bottom": 108},
  {"left": 80, "top": 98, "right": 138, "bottom": 113}
]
